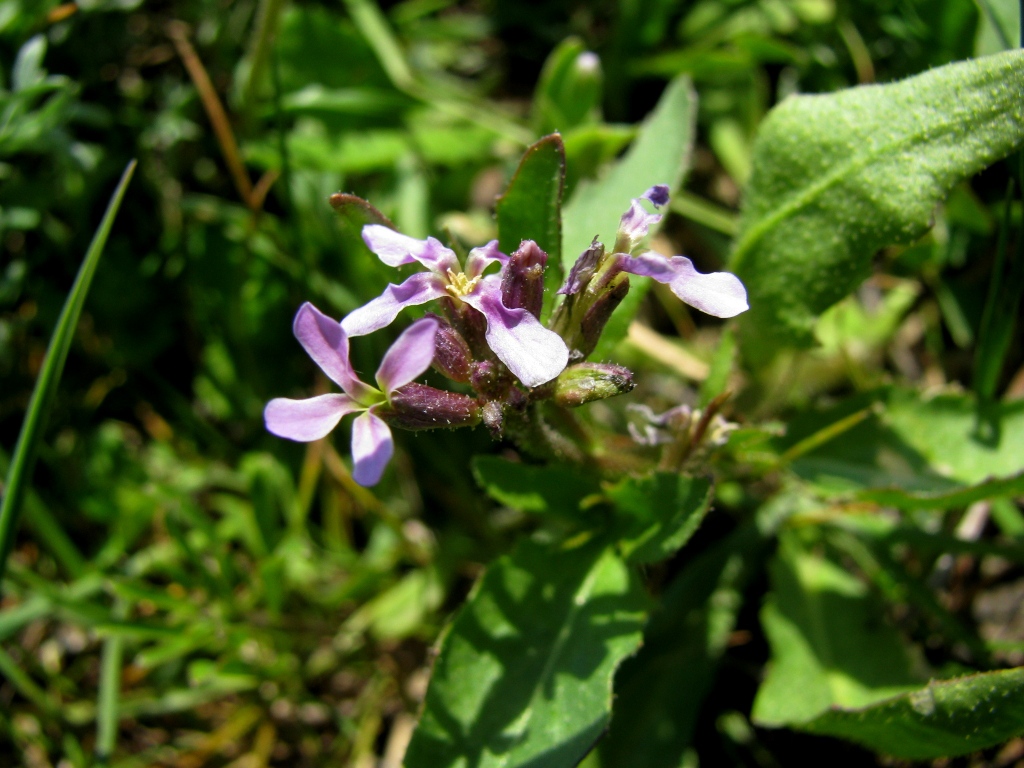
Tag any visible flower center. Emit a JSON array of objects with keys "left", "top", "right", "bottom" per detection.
[{"left": 445, "top": 269, "right": 480, "bottom": 298}]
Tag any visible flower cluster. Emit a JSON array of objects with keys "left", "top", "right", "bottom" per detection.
[{"left": 265, "top": 185, "right": 748, "bottom": 485}]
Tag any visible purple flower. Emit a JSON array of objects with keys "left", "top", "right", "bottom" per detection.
[
  {"left": 341, "top": 225, "right": 568, "bottom": 388},
  {"left": 616, "top": 186, "right": 749, "bottom": 319},
  {"left": 264, "top": 303, "right": 438, "bottom": 486}
]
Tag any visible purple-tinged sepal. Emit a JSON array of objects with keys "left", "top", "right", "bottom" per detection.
[
  {"left": 379, "top": 383, "right": 482, "bottom": 430},
  {"left": 551, "top": 362, "right": 635, "bottom": 408},
  {"left": 576, "top": 276, "right": 629, "bottom": 359},
  {"left": 429, "top": 314, "right": 474, "bottom": 383},
  {"left": 501, "top": 240, "right": 547, "bottom": 319},
  {"left": 558, "top": 239, "right": 604, "bottom": 296}
]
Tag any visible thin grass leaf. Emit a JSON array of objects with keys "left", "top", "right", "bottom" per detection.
[
  {"left": 95, "top": 625, "right": 125, "bottom": 763},
  {"left": 0, "top": 159, "right": 136, "bottom": 587}
]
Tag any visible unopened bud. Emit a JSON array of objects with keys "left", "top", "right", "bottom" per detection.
[
  {"left": 576, "top": 274, "right": 629, "bottom": 358},
  {"left": 558, "top": 239, "right": 604, "bottom": 296},
  {"left": 429, "top": 314, "right": 473, "bottom": 382},
  {"left": 501, "top": 240, "right": 547, "bottom": 318},
  {"left": 381, "top": 383, "right": 481, "bottom": 430},
  {"left": 551, "top": 362, "right": 635, "bottom": 408}
]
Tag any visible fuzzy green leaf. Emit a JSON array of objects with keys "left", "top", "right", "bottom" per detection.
[
  {"left": 731, "top": 50, "right": 1024, "bottom": 361},
  {"left": 804, "top": 668, "right": 1024, "bottom": 759}
]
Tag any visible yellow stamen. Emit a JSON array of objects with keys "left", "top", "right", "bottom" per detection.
[{"left": 445, "top": 268, "right": 480, "bottom": 298}]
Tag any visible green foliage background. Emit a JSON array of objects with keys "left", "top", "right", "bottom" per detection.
[{"left": 2, "top": 0, "right": 1024, "bottom": 766}]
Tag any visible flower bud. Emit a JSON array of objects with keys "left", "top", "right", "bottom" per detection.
[
  {"left": 381, "top": 383, "right": 481, "bottom": 430},
  {"left": 551, "top": 362, "right": 635, "bottom": 408},
  {"left": 576, "top": 274, "right": 629, "bottom": 358},
  {"left": 558, "top": 239, "right": 604, "bottom": 296},
  {"left": 428, "top": 313, "right": 473, "bottom": 382},
  {"left": 501, "top": 240, "right": 548, "bottom": 318}
]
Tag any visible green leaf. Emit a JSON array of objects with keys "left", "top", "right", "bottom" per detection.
[
  {"left": 751, "top": 534, "right": 924, "bottom": 727},
  {"left": 0, "top": 160, "right": 136, "bottom": 586},
  {"left": 562, "top": 75, "right": 697, "bottom": 358},
  {"left": 975, "top": 0, "right": 1019, "bottom": 55},
  {"left": 731, "top": 50, "right": 1024, "bottom": 361},
  {"left": 496, "top": 134, "right": 566, "bottom": 310},
  {"left": 404, "top": 536, "right": 648, "bottom": 768},
  {"left": 600, "top": 525, "right": 769, "bottom": 768},
  {"left": 605, "top": 473, "right": 712, "bottom": 564},
  {"left": 804, "top": 667, "right": 1024, "bottom": 759},
  {"left": 471, "top": 456, "right": 599, "bottom": 517}
]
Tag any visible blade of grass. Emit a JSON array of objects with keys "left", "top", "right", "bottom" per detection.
[
  {"left": 0, "top": 447, "right": 86, "bottom": 577},
  {"left": 0, "top": 644, "right": 60, "bottom": 717},
  {"left": 0, "top": 160, "right": 136, "bottom": 588},
  {"left": 95, "top": 616, "right": 125, "bottom": 763}
]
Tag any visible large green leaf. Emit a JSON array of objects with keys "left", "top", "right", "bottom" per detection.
[
  {"left": 404, "top": 536, "right": 647, "bottom": 768},
  {"left": 752, "top": 534, "right": 924, "bottom": 727},
  {"left": 496, "top": 134, "right": 566, "bottom": 310},
  {"left": 805, "top": 668, "right": 1024, "bottom": 759},
  {"left": 731, "top": 50, "right": 1024, "bottom": 361},
  {"left": 471, "top": 456, "right": 598, "bottom": 518},
  {"left": 605, "top": 472, "right": 712, "bottom": 564},
  {"left": 561, "top": 75, "right": 696, "bottom": 358}
]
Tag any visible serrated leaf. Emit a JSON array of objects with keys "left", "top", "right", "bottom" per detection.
[
  {"left": 804, "top": 667, "right": 1024, "bottom": 759},
  {"left": 562, "top": 75, "right": 696, "bottom": 358},
  {"left": 752, "top": 534, "right": 924, "bottom": 727},
  {"left": 496, "top": 134, "right": 566, "bottom": 311},
  {"left": 404, "top": 536, "right": 648, "bottom": 768},
  {"left": 731, "top": 50, "right": 1024, "bottom": 362},
  {"left": 605, "top": 473, "right": 712, "bottom": 564},
  {"left": 471, "top": 456, "right": 598, "bottom": 517}
]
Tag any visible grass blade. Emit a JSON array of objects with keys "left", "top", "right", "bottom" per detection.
[{"left": 0, "top": 159, "right": 137, "bottom": 586}]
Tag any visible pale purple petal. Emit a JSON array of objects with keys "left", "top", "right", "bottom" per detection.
[
  {"left": 264, "top": 394, "right": 360, "bottom": 442},
  {"left": 293, "top": 302, "right": 363, "bottom": 394},
  {"left": 463, "top": 278, "right": 569, "bottom": 387},
  {"left": 642, "top": 185, "right": 670, "bottom": 208},
  {"left": 375, "top": 317, "right": 438, "bottom": 394},
  {"left": 362, "top": 224, "right": 459, "bottom": 274},
  {"left": 621, "top": 252, "right": 749, "bottom": 318},
  {"left": 341, "top": 272, "right": 448, "bottom": 337},
  {"left": 464, "top": 240, "right": 507, "bottom": 279},
  {"left": 618, "top": 199, "right": 662, "bottom": 244},
  {"left": 350, "top": 410, "right": 394, "bottom": 486}
]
